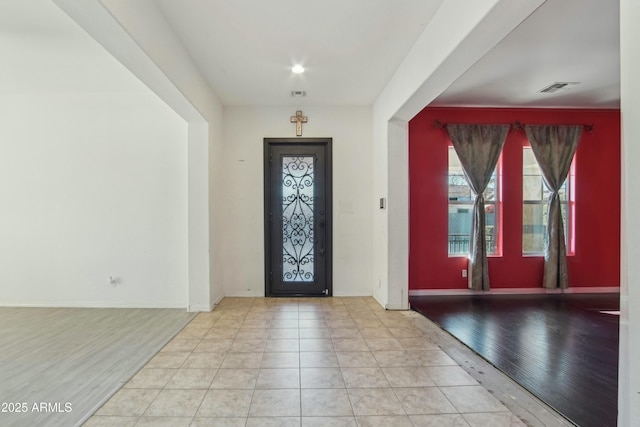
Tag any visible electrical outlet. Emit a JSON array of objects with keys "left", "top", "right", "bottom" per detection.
[{"left": 462, "top": 269, "right": 467, "bottom": 278}]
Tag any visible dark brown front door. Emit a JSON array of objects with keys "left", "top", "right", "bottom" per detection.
[{"left": 264, "top": 138, "right": 332, "bottom": 296}]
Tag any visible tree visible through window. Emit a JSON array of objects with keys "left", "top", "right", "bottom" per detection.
[
  {"left": 522, "top": 146, "right": 573, "bottom": 254},
  {"left": 448, "top": 146, "right": 499, "bottom": 256}
]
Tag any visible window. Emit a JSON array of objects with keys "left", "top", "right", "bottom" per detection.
[
  {"left": 448, "top": 146, "right": 500, "bottom": 256},
  {"left": 522, "top": 146, "right": 574, "bottom": 254}
]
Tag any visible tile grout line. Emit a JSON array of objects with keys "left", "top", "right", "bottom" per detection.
[{"left": 87, "top": 298, "right": 533, "bottom": 425}]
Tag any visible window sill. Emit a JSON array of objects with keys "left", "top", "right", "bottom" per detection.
[
  {"left": 523, "top": 252, "right": 575, "bottom": 257},
  {"left": 448, "top": 254, "right": 502, "bottom": 258}
]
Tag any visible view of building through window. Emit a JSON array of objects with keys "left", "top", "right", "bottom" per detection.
[
  {"left": 448, "top": 147, "right": 498, "bottom": 256},
  {"left": 522, "top": 147, "right": 571, "bottom": 253}
]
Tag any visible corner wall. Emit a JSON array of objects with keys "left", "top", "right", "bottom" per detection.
[
  {"left": 57, "top": 0, "right": 226, "bottom": 310},
  {"left": 0, "top": 92, "right": 188, "bottom": 307},
  {"left": 619, "top": 0, "right": 640, "bottom": 421},
  {"left": 370, "top": 0, "right": 545, "bottom": 308}
]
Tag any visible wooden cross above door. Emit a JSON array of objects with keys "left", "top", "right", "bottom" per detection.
[{"left": 290, "top": 110, "right": 308, "bottom": 136}]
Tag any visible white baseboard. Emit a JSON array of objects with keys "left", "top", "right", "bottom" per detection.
[
  {"left": 384, "top": 304, "right": 410, "bottom": 310},
  {"left": 188, "top": 304, "right": 213, "bottom": 312},
  {"left": 409, "top": 286, "right": 620, "bottom": 296},
  {"left": 558, "top": 286, "right": 620, "bottom": 293},
  {"left": 223, "top": 293, "right": 264, "bottom": 298},
  {"left": 333, "top": 292, "right": 373, "bottom": 297},
  {"left": 0, "top": 301, "right": 187, "bottom": 309},
  {"left": 220, "top": 293, "right": 375, "bottom": 298}
]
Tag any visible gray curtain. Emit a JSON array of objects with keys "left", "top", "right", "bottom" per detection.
[
  {"left": 524, "top": 125, "right": 582, "bottom": 289},
  {"left": 447, "top": 124, "right": 509, "bottom": 291}
]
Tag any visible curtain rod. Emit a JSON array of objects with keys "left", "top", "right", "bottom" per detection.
[
  {"left": 434, "top": 120, "right": 594, "bottom": 132},
  {"left": 512, "top": 121, "right": 593, "bottom": 133}
]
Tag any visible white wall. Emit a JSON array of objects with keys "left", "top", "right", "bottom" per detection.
[
  {"left": 619, "top": 0, "right": 640, "bottom": 423},
  {"left": 371, "top": 116, "right": 389, "bottom": 306},
  {"left": 386, "top": 120, "right": 410, "bottom": 309},
  {"left": 0, "top": 92, "right": 188, "bottom": 308},
  {"left": 222, "top": 106, "right": 373, "bottom": 297}
]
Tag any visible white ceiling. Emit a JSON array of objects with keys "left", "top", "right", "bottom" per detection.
[
  {"left": 0, "top": 0, "right": 620, "bottom": 109},
  {"left": 0, "top": 0, "right": 147, "bottom": 94},
  {"left": 431, "top": 0, "right": 620, "bottom": 109},
  {"left": 155, "top": 0, "right": 445, "bottom": 106},
  {"left": 154, "top": 0, "right": 619, "bottom": 109}
]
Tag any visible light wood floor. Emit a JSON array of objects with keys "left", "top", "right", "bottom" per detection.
[{"left": 0, "top": 307, "right": 194, "bottom": 427}]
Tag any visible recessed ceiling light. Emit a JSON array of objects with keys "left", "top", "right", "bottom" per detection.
[{"left": 291, "top": 65, "right": 305, "bottom": 74}]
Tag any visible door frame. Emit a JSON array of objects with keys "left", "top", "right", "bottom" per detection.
[{"left": 264, "top": 137, "right": 333, "bottom": 297}]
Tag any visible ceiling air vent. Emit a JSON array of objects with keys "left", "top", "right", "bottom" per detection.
[
  {"left": 291, "top": 90, "right": 307, "bottom": 97},
  {"left": 538, "top": 82, "right": 579, "bottom": 94}
]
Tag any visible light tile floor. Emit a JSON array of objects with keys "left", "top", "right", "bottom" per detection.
[{"left": 84, "top": 297, "right": 529, "bottom": 427}]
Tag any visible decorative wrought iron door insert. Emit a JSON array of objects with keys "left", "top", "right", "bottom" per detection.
[
  {"left": 264, "top": 139, "right": 332, "bottom": 296},
  {"left": 282, "top": 156, "right": 315, "bottom": 282}
]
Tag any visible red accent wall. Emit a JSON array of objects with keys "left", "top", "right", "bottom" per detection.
[{"left": 409, "top": 107, "right": 621, "bottom": 289}]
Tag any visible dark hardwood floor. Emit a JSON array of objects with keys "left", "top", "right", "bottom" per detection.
[{"left": 410, "top": 293, "right": 619, "bottom": 427}]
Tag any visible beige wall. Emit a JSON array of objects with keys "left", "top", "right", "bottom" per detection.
[{"left": 220, "top": 106, "right": 374, "bottom": 297}]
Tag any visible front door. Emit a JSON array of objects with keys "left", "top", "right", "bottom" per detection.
[{"left": 264, "top": 138, "right": 332, "bottom": 296}]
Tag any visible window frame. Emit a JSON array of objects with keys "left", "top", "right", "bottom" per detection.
[
  {"left": 522, "top": 146, "right": 575, "bottom": 256},
  {"left": 447, "top": 146, "right": 502, "bottom": 257}
]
